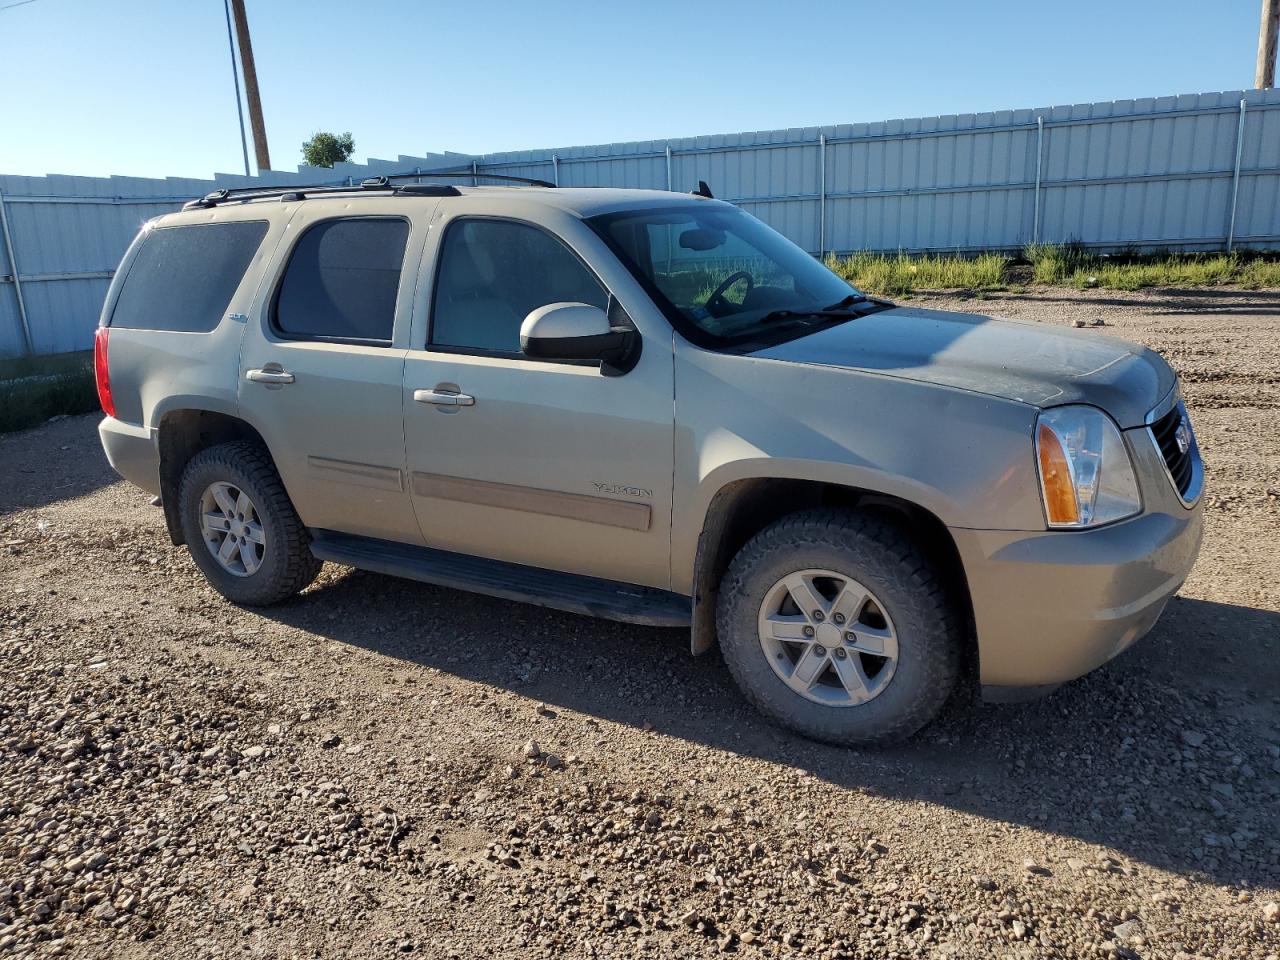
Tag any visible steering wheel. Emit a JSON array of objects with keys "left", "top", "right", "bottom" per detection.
[{"left": 706, "top": 271, "right": 754, "bottom": 316}]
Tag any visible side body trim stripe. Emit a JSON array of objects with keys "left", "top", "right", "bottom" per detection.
[
  {"left": 307, "top": 456, "right": 404, "bottom": 492},
  {"left": 412, "top": 472, "right": 651, "bottom": 532}
]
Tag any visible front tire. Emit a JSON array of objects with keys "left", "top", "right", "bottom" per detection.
[
  {"left": 178, "top": 440, "right": 321, "bottom": 606},
  {"left": 716, "top": 509, "right": 961, "bottom": 746}
]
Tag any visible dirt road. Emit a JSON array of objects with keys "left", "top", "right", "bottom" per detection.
[{"left": 2, "top": 288, "right": 1278, "bottom": 959}]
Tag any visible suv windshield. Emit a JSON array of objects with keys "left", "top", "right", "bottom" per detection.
[{"left": 587, "top": 205, "right": 872, "bottom": 349}]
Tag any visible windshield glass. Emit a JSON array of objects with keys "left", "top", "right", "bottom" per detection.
[{"left": 586, "top": 205, "right": 865, "bottom": 348}]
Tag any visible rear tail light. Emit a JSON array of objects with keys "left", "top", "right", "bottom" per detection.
[{"left": 93, "top": 326, "right": 115, "bottom": 418}]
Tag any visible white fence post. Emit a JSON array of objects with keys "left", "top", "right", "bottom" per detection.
[
  {"left": 551, "top": 154, "right": 560, "bottom": 187},
  {"left": 818, "top": 133, "right": 827, "bottom": 258},
  {"left": 0, "top": 190, "right": 33, "bottom": 356},
  {"left": 1032, "top": 116, "right": 1045, "bottom": 246},
  {"left": 665, "top": 145, "right": 673, "bottom": 191},
  {"left": 1227, "top": 99, "right": 1247, "bottom": 252}
]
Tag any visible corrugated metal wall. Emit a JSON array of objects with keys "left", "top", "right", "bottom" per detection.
[
  {"left": 484, "top": 89, "right": 1280, "bottom": 256},
  {"left": 3, "top": 89, "right": 1279, "bottom": 358}
]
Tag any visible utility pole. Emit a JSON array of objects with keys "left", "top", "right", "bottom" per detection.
[
  {"left": 1259, "top": 0, "right": 1279, "bottom": 89},
  {"left": 228, "top": 0, "right": 271, "bottom": 172}
]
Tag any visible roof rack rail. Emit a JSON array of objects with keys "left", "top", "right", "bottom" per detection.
[
  {"left": 183, "top": 180, "right": 460, "bottom": 210},
  {"left": 183, "top": 168, "right": 553, "bottom": 210},
  {"left": 359, "top": 171, "right": 556, "bottom": 189}
]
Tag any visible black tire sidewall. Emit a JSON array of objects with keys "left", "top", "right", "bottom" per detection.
[
  {"left": 178, "top": 446, "right": 303, "bottom": 606},
  {"left": 718, "top": 514, "right": 959, "bottom": 745}
]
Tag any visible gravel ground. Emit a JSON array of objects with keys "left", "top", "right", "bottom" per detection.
[{"left": 1, "top": 287, "right": 1278, "bottom": 960}]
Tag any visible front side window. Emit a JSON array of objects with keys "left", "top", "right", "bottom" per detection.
[
  {"left": 111, "top": 221, "right": 268, "bottom": 332},
  {"left": 274, "top": 218, "right": 410, "bottom": 343},
  {"left": 430, "top": 219, "right": 608, "bottom": 354},
  {"left": 587, "top": 205, "right": 865, "bottom": 349}
]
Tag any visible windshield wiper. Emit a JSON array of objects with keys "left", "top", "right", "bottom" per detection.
[
  {"left": 822, "top": 293, "right": 866, "bottom": 311},
  {"left": 758, "top": 306, "right": 864, "bottom": 325},
  {"left": 758, "top": 293, "right": 872, "bottom": 325},
  {"left": 757, "top": 291, "right": 880, "bottom": 325}
]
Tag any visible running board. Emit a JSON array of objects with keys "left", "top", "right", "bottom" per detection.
[{"left": 309, "top": 531, "right": 691, "bottom": 628}]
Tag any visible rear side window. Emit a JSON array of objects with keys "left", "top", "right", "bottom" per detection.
[
  {"left": 274, "top": 218, "right": 410, "bottom": 344},
  {"left": 110, "top": 221, "right": 268, "bottom": 332}
]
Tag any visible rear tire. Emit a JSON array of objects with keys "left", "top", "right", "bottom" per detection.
[
  {"left": 716, "top": 508, "right": 961, "bottom": 746},
  {"left": 178, "top": 440, "right": 321, "bottom": 606}
]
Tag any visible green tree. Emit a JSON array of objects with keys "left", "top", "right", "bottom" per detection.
[{"left": 301, "top": 131, "right": 355, "bottom": 168}]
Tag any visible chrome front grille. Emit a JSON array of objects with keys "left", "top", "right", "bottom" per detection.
[{"left": 1147, "top": 400, "right": 1201, "bottom": 504}]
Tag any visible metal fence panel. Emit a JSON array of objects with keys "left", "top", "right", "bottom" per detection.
[
  {"left": 3, "top": 89, "right": 1280, "bottom": 357},
  {"left": 0, "top": 195, "right": 25, "bottom": 357}
]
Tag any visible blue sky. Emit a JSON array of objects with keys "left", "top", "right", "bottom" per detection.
[{"left": 0, "top": 0, "right": 1267, "bottom": 180}]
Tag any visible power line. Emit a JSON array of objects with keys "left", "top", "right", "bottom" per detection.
[
  {"left": 223, "top": 0, "right": 251, "bottom": 177},
  {"left": 0, "top": 0, "right": 40, "bottom": 12}
]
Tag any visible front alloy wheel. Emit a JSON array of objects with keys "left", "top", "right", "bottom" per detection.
[
  {"left": 716, "top": 509, "right": 961, "bottom": 745},
  {"left": 758, "top": 570, "right": 899, "bottom": 706}
]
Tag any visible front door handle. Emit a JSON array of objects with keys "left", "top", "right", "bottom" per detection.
[
  {"left": 414, "top": 388, "right": 475, "bottom": 406},
  {"left": 246, "top": 367, "right": 295, "bottom": 385}
]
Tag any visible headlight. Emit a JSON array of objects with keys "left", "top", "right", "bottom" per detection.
[{"left": 1036, "top": 405, "right": 1141, "bottom": 528}]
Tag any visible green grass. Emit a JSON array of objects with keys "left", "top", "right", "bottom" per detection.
[
  {"left": 825, "top": 251, "right": 1009, "bottom": 296},
  {"left": 1070, "top": 255, "right": 1240, "bottom": 291},
  {"left": 1029, "top": 245, "right": 1280, "bottom": 291},
  {"left": 0, "top": 350, "right": 98, "bottom": 434},
  {"left": 1234, "top": 257, "right": 1280, "bottom": 289},
  {"left": 823, "top": 245, "right": 1280, "bottom": 296},
  {"left": 1023, "top": 242, "right": 1096, "bottom": 285}
]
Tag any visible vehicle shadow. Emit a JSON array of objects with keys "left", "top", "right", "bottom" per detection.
[
  {"left": 260, "top": 571, "right": 1280, "bottom": 889},
  {"left": 0, "top": 414, "right": 118, "bottom": 515}
]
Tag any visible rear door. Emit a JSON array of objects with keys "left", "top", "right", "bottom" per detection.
[
  {"left": 238, "top": 199, "right": 434, "bottom": 544},
  {"left": 400, "top": 200, "right": 675, "bottom": 589}
]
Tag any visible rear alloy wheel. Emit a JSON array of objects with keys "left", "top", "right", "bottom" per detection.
[
  {"left": 199, "top": 481, "right": 267, "bottom": 577},
  {"left": 717, "top": 508, "right": 961, "bottom": 745},
  {"left": 178, "top": 440, "right": 321, "bottom": 606}
]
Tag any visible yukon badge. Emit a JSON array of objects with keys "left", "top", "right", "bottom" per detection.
[{"left": 592, "top": 481, "right": 652, "bottom": 500}]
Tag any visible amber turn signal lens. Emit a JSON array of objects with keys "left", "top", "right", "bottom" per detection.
[{"left": 1037, "top": 421, "right": 1079, "bottom": 525}]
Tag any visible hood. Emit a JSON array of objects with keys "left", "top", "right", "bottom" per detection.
[{"left": 753, "top": 305, "right": 1174, "bottom": 428}]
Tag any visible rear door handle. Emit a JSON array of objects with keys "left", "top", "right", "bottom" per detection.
[
  {"left": 246, "top": 367, "right": 295, "bottom": 385},
  {"left": 413, "top": 388, "right": 475, "bottom": 406}
]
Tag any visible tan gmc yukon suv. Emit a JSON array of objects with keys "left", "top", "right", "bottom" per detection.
[{"left": 94, "top": 174, "right": 1204, "bottom": 744}]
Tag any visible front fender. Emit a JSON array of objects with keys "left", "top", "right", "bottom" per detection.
[{"left": 671, "top": 347, "right": 1046, "bottom": 597}]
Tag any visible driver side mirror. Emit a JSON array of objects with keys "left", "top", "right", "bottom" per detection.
[{"left": 520, "top": 302, "right": 641, "bottom": 376}]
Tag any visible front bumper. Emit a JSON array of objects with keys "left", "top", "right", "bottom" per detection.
[
  {"left": 952, "top": 497, "right": 1203, "bottom": 692},
  {"left": 98, "top": 415, "right": 161, "bottom": 496}
]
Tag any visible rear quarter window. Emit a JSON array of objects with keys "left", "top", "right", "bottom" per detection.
[
  {"left": 272, "top": 217, "right": 410, "bottom": 344},
  {"left": 110, "top": 221, "right": 268, "bottom": 332}
]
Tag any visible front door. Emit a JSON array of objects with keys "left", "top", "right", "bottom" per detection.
[
  {"left": 401, "top": 212, "right": 674, "bottom": 589},
  {"left": 238, "top": 203, "right": 430, "bottom": 545}
]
